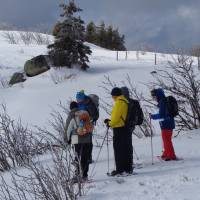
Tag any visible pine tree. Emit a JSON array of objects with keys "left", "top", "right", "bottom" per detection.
[
  {"left": 112, "top": 29, "right": 126, "bottom": 51},
  {"left": 85, "top": 20, "right": 127, "bottom": 51},
  {"left": 106, "top": 25, "right": 114, "bottom": 49},
  {"left": 97, "top": 21, "right": 106, "bottom": 48},
  {"left": 48, "top": 0, "right": 92, "bottom": 70},
  {"left": 85, "top": 22, "right": 97, "bottom": 44}
]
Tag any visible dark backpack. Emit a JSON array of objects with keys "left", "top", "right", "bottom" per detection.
[
  {"left": 166, "top": 96, "right": 179, "bottom": 117},
  {"left": 85, "top": 95, "right": 99, "bottom": 123},
  {"left": 122, "top": 98, "right": 144, "bottom": 129},
  {"left": 120, "top": 87, "right": 143, "bottom": 127},
  {"left": 130, "top": 99, "right": 144, "bottom": 126}
]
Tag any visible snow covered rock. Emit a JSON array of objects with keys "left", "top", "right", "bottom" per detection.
[
  {"left": 24, "top": 55, "right": 50, "bottom": 77},
  {"left": 9, "top": 72, "right": 26, "bottom": 85}
]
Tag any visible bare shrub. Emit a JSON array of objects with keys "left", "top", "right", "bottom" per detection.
[
  {"left": 0, "top": 148, "right": 85, "bottom": 200},
  {"left": 0, "top": 75, "right": 9, "bottom": 88},
  {"left": 33, "top": 32, "right": 51, "bottom": 45},
  {"left": 151, "top": 53, "right": 200, "bottom": 132},
  {"left": 190, "top": 46, "right": 200, "bottom": 70},
  {"left": 122, "top": 75, "right": 155, "bottom": 137},
  {"left": 34, "top": 101, "right": 71, "bottom": 151},
  {"left": 100, "top": 75, "right": 154, "bottom": 137},
  {"left": 50, "top": 68, "right": 76, "bottom": 84},
  {"left": 1, "top": 31, "right": 19, "bottom": 44},
  {"left": 0, "top": 105, "right": 46, "bottom": 171},
  {"left": 19, "top": 32, "right": 35, "bottom": 45},
  {"left": 0, "top": 103, "right": 87, "bottom": 199},
  {"left": 190, "top": 46, "right": 200, "bottom": 57}
]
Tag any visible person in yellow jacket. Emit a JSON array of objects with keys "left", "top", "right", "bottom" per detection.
[{"left": 104, "top": 87, "right": 133, "bottom": 176}]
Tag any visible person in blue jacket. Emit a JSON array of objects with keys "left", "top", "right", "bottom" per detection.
[{"left": 150, "top": 88, "right": 176, "bottom": 161}]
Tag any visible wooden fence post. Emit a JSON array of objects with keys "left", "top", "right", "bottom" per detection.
[
  {"left": 155, "top": 53, "right": 157, "bottom": 65},
  {"left": 125, "top": 51, "right": 128, "bottom": 60}
]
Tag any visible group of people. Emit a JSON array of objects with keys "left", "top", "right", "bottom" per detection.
[{"left": 64, "top": 87, "right": 177, "bottom": 182}]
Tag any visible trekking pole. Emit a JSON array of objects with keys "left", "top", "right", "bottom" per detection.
[
  {"left": 106, "top": 127, "right": 110, "bottom": 175},
  {"left": 90, "top": 127, "right": 109, "bottom": 177},
  {"left": 149, "top": 113, "right": 154, "bottom": 165},
  {"left": 132, "top": 136, "right": 139, "bottom": 160}
]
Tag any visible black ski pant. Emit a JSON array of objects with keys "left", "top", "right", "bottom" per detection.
[
  {"left": 74, "top": 143, "right": 91, "bottom": 178},
  {"left": 127, "top": 128, "right": 133, "bottom": 167},
  {"left": 88, "top": 142, "right": 93, "bottom": 161},
  {"left": 113, "top": 126, "right": 133, "bottom": 173}
]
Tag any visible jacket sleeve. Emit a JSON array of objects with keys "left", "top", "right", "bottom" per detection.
[
  {"left": 109, "top": 100, "right": 124, "bottom": 127},
  {"left": 151, "top": 100, "right": 166, "bottom": 120},
  {"left": 159, "top": 100, "right": 166, "bottom": 118},
  {"left": 151, "top": 113, "right": 161, "bottom": 120}
]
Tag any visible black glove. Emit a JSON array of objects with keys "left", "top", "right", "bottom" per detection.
[
  {"left": 67, "top": 139, "right": 71, "bottom": 145},
  {"left": 104, "top": 118, "right": 110, "bottom": 127}
]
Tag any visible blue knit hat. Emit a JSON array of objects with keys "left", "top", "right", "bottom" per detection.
[{"left": 76, "top": 90, "right": 86, "bottom": 101}]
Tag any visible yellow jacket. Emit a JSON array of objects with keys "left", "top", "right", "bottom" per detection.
[{"left": 109, "top": 95, "right": 128, "bottom": 128}]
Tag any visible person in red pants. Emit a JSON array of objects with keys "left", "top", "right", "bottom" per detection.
[{"left": 150, "top": 88, "right": 176, "bottom": 161}]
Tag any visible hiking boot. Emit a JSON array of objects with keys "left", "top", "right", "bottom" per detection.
[
  {"left": 162, "top": 157, "right": 173, "bottom": 161},
  {"left": 71, "top": 176, "right": 88, "bottom": 184},
  {"left": 163, "top": 157, "right": 171, "bottom": 161},
  {"left": 88, "top": 159, "right": 94, "bottom": 164},
  {"left": 162, "top": 156, "right": 177, "bottom": 161},
  {"left": 110, "top": 170, "right": 121, "bottom": 176},
  {"left": 125, "top": 170, "right": 133, "bottom": 175}
]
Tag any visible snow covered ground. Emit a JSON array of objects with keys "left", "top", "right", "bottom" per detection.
[{"left": 0, "top": 31, "right": 200, "bottom": 200}]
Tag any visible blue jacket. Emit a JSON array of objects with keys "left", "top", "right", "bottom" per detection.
[{"left": 151, "top": 89, "right": 175, "bottom": 130}]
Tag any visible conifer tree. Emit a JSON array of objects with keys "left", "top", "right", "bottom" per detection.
[
  {"left": 48, "top": 0, "right": 92, "bottom": 70},
  {"left": 106, "top": 25, "right": 114, "bottom": 49},
  {"left": 97, "top": 21, "right": 106, "bottom": 48},
  {"left": 85, "top": 21, "right": 126, "bottom": 51},
  {"left": 112, "top": 29, "right": 126, "bottom": 50},
  {"left": 85, "top": 22, "right": 97, "bottom": 44}
]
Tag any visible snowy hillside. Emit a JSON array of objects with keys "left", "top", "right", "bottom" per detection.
[{"left": 0, "top": 31, "right": 200, "bottom": 200}]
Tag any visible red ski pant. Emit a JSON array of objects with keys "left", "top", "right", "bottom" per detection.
[{"left": 161, "top": 129, "right": 176, "bottom": 159}]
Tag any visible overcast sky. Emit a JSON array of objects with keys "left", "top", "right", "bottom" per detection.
[{"left": 0, "top": 0, "right": 200, "bottom": 51}]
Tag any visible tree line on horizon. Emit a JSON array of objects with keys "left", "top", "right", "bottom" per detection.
[{"left": 85, "top": 21, "right": 126, "bottom": 51}]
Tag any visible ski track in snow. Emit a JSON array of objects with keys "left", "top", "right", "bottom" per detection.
[{"left": 0, "top": 31, "right": 200, "bottom": 200}]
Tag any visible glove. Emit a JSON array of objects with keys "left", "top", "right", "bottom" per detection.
[
  {"left": 67, "top": 139, "right": 71, "bottom": 145},
  {"left": 104, "top": 118, "right": 110, "bottom": 127}
]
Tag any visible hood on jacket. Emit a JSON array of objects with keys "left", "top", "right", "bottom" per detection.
[
  {"left": 121, "top": 86, "right": 130, "bottom": 100},
  {"left": 152, "top": 88, "right": 165, "bottom": 101}
]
